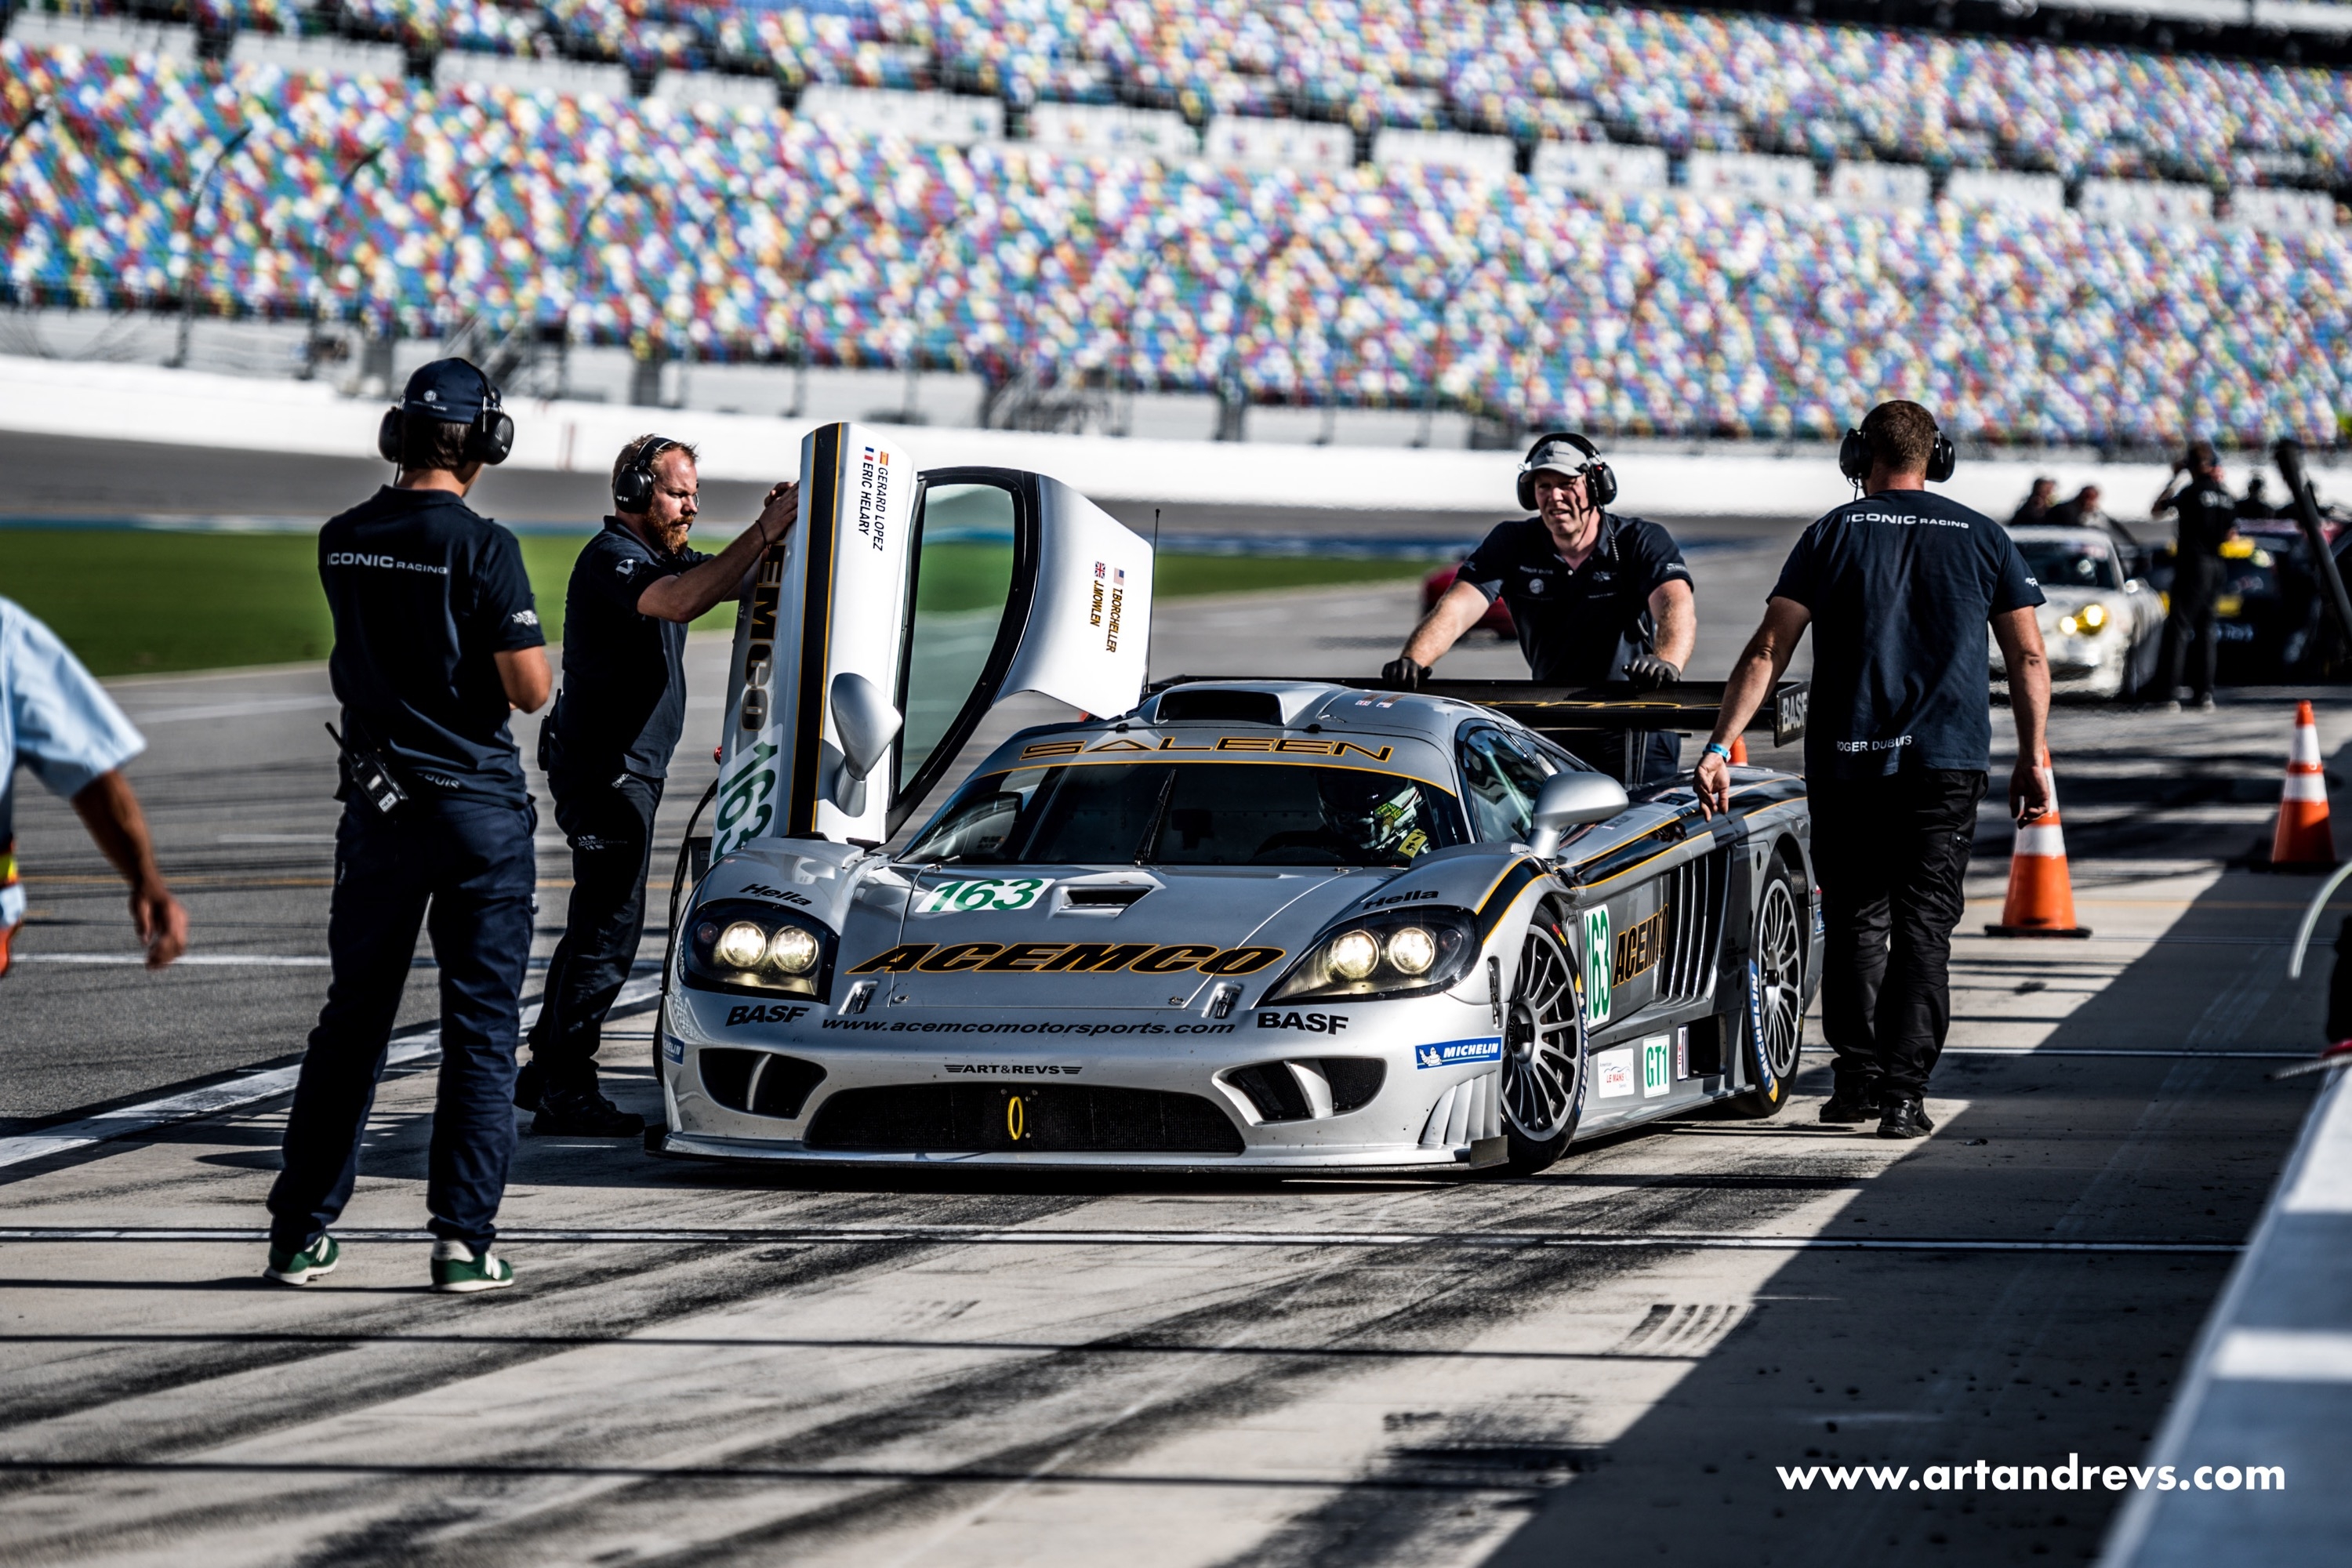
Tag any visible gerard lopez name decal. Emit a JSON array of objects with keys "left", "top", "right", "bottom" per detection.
[
  {"left": 1021, "top": 736, "right": 1395, "bottom": 762},
  {"left": 848, "top": 941, "right": 1284, "bottom": 976}
]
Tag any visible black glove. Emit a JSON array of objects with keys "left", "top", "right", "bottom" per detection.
[
  {"left": 1622, "top": 653, "right": 1682, "bottom": 691},
  {"left": 1381, "top": 657, "right": 1428, "bottom": 691}
]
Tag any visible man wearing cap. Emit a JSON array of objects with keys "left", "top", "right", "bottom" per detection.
[
  {"left": 1694, "top": 400, "right": 2051, "bottom": 1141},
  {"left": 1383, "top": 432, "right": 1696, "bottom": 786},
  {"left": 514, "top": 435, "right": 799, "bottom": 1135},
  {"left": 266, "top": 358, "right": 550, "bottom": 1295},
  {"left": 2153, "top": 440, "right": 2240, "bottom": 712}
]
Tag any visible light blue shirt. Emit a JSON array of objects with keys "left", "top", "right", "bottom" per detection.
[{"left": 2, "top": 597, "right": 146, "bottom": 927}]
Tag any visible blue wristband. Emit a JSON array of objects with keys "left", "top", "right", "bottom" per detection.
[{"left": 1704, "top": 742, "right": 1733, "bottom": 761}]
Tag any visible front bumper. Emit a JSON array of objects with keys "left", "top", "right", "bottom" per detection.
[{"left": 655, "top": 987, "right": 1514, "bottom": 1172}]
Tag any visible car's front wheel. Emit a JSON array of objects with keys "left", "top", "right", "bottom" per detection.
[
  {"left": 1500, "top": 916, "right": 1587, "bottom": 1174},
  {"left": 1724, "top": 853, "right": 1806, "bottom": 1119}
]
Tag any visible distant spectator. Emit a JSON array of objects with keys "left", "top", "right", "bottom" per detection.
[
  {"left": 2046, "top": 485, "right": 2142, "bottom": 568},
  {"left": 2009, "top": 477, "right": 2057, "bottom": 527},
  {"left": 2242, "top": 475, "right": 2278, "bottom": 520},
  {"left": 2154, "top": 441, "right": 2238, "bottom": 710}
]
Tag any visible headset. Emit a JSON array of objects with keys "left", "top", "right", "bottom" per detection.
[
  {"left": 1838, "top": 417, "right": 1956, "bottom": 486},
  {"left": 612, "top": 436, "right": 684, "bottom": 514},
  {"left": 375, "top": 365, "right": 514, "bottom": 468},
  {"left": 1517, "top": 430, "right": 1617, "bottom": 513}
]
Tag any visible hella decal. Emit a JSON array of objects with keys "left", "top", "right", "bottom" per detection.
[
  {"left": 848, "top": 942, "right": 1283, "bottom": 976},
  {"left": 1254, "top": 1011, "right": 1351, "bottom": 1033},
  {"left": 1020, "top": 736, "right": 1394, "bottom": 762},
  {"left": 739, "top": 882, "right": 813, "bottom": 906},
  {"left": 1360, "top": 888, "right": 1439, "bottom": 910},
  {"left": 1414, "top": 1036, "right": 1503, "bottom": 1069}
]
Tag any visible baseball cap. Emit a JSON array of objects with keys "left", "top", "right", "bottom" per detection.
[
  {"left": 1526, "top": 434, "right": 1599, "bottom": 478},
  {"left": 399, "top": 358, "right": 496, "bottom": 423}
]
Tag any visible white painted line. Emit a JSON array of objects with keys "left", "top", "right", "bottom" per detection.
[
  {"left": 11, "top": 953, "right": 334, "bottom": 967},
  {"left": 121, "top": 694, "right": 340, "bottom": 724},
  {"left": 1799, "top": 1046, "right": 2309, "bottom": 1061},
  {"left": 0, "top": 1225, "right": 2241, "bottom": 1254},
  {"left": 216, "top": 833, "right": 336, "bottom": 844},
  {"left": 0, "top": 977, "right": 662, "bottom": 1171},
  {"left": 2210, "top": 1328, "right": 2352, "bottom": 1383},
  {"left": 2284, "top": 1071, "right": 2352, "bottom": 1213}
]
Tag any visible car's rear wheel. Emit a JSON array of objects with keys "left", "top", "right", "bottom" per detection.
[
  {"left": 1500, "top": 917, "right": 1587, "bottom": 1174},
  {"left": 1724, "top": 854, "right": 1805, "bottom": 1119}
]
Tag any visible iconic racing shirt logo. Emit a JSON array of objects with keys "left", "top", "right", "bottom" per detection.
[{"left": 848, "top": 941, "right": 1284, "bottom": 976}]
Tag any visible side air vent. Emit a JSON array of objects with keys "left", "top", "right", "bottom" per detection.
[
  {"left": 1156, "top": 688, "right": 1283, "bottom": 725},
  {"left": 1222, "top": 1058, "right": 1387, "bottom": 1122},
  {"left": 698, "top": 1049, "right": 828, "bottom": 1120},
  {"left": 1062, "top": 885, "right": 1150, "bottom": 909}
]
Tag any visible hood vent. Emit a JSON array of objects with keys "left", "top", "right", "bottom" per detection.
[
  {"left": 1156, "top": 688, "right": 1283, "bottom": 725},
  {"left": 1061, "top": 884, "right": 1152, "bottom": 911}
]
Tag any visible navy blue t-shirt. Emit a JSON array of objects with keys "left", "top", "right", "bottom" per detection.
[
  {"left": 1458, "top": 514, "right": 1693, "bottom": 684},
  {"left": 546, "top": 517, "right": 710, "bottom": 782},
  {"left": 1772, "top": 489, "right": 2044, "bottom": 780},
  {"left": 319, "top": 486, "right": 544, "bottom": 804}
]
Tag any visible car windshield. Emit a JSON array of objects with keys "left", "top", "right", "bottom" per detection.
[
  {"left": 906, "top": 761, "right": 1468, "bottom": 868},
  {"left": 2016, "top": 538, "right": 2122, "bottom": 591}
]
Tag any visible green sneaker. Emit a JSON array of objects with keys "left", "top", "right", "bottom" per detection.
[
  {"left": 264, "top": 1233, "right": 339, "bottom": 1287},
  {"left": 430, "top": 1239, "right": 516, "bottom": 1294}
]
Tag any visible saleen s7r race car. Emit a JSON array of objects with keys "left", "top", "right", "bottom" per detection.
[{"left": 650, "top": 423, "right": 1820, "bottom": 1174}]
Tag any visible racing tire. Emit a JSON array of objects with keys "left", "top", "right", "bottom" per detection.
[
  {"left": 1498, "top": 914, "right": 1588, "bottom": 1174},
  {"left": 1722, "top": 851, "right": 1806, "bottom": 1119}
]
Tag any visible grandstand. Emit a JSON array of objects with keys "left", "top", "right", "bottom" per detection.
[{"left": 2, "top": 0, "right": 2348, "bottom": 448}]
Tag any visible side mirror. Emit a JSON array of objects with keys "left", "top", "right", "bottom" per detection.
[
  {"left": 1528, "top": 770, "right": 1630, "bottom": 858},
  {"left": 827, "top": 671, "right": 904, "bottom": 813}
]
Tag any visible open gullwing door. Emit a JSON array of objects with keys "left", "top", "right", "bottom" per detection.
[{"left": 710, "top": 424, "right": 1154, "bottom": 855}]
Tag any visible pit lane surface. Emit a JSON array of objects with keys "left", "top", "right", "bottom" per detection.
[{"left": 0, "top": 532, "right": 2336, "bottom": 1566}]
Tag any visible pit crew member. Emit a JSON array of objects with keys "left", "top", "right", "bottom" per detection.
[
  {"left": 1697, "top": 400, "right": 2050, "bottom": 1141},
  {"left": 0, "top": 596, "right": 188, "bottom": 979},
  {"left": 2153, "top": 440, "right": 2240, "bottom": 711},
  {"left": 1383, "top": 432, "right": 1696, "bottom": 786},
  {"left": 266, "top": 358, "right": 548, "bottom": 1294},
  {"left": 516, "top": 436, "right": 798, "bottom": 1135}
]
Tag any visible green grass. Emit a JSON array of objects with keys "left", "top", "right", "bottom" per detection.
[{"left": 2, "top": 529, "right": 1431, "bottom": 677}]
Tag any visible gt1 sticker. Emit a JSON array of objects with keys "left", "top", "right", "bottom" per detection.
[
  {"left": 916, "top": 877, "right": 1051, "bottom": 913},
  {"left": 1414, "top": 1036, "right": 1503, "bottom": 1070},
  {"left": 1595, "top": 1045, "right": 1636, "bottom": 1098},
  {"left": 1641, "top": 1034, "right": 1671, "bottom": 1098},
  {"left": 1582, "top": 908, "right": 1613, "bottom": 1025}
]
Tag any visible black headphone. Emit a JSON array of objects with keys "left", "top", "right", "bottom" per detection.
[
  {"left": 612, "top": 436, "right": 683, "bottom": 514},
  {"left": 1517, "top": 430, "right": 1617, "bottom": 513},
  {"left": 1839, "top": 418, "right": 1957, "bottom": 485},
  {"left": 376, "top": 365, "right": 514, "bottom": 467}
]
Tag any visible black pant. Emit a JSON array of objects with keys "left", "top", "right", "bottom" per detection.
[
  {"left": 527, "top": 770, "right": 662, "bottom": 1092},
  {"left": 1559, "top": 730, "right": 1683, "bottom": 789},
  {"left": 269, "top": 796, "right": 535, "bottom": 1250},
  {"left": 1812, "top": 769, "right": 1987, "bottom": 1098},
  {"left": 2164, "top": 555, "right": 2222, "bottom": 701}
]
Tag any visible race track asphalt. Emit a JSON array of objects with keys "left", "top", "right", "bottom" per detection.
[{"left": 0, "top": 452, "right": 2336, "bottom": 1566}]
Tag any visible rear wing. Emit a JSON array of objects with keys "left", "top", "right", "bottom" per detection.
[{"left": 1147, "top": 677, "right": 1809, "bottom": 748}]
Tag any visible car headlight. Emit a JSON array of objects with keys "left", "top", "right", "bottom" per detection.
[
  {"left": 1261, "top": 908, "right": 1479, "bottom": 1004},
  {"left": 683, "top": 898, "right": 837, "bottom": 998},
  {"left": 2057, "top": 602, "right": 2111, "bottom": 637}
]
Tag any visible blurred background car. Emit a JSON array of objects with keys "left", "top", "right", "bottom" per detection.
[
  {"left": 1421, "top": 562, "right": 1515, "bottom": 640},
  {"left": 1992, "top": 524, "right": 2165, "bottom": 701},
  {"left": 2148, "top": 506, "right": 2352, "bottom": 683}
]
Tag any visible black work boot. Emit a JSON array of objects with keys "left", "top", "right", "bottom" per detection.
[
  {"left": 1876, "top": 1094, "right": 1936, "bottom": 1140},
  {"left": 512, "top": 1056, "right": 546, "bottom": 1112},
  {"left": 1819, "top": 1079, "right": 1882, "bottom": 1124},
  {"left": 532, "top": 1084, "right": 646, "bottom": 1137}
]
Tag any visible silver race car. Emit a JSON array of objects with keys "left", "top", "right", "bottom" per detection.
[{"left": 652, "top": 423, "right": 1820, "bottom": 1174}]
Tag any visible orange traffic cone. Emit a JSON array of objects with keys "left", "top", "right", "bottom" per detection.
[
  {"left": 1729, "top": 735, "right": 1749, "bottom": 765},
  {"left": 2268, "top": 702, "right": 2337, "bottom": 869},
  {"left": 1986, "top": 750, "right": 2092, "bottom": 938}
]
